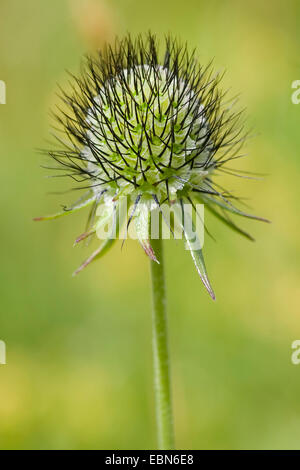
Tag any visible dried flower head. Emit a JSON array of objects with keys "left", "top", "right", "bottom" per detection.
[{"left": 35, "top": 33, "right": 268, "bottom": 299}]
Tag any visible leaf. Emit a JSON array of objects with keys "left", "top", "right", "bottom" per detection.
[
  {"left": 174, "top": 200, "right": 215, "bottom": 300},
  {"left": 33, "top": 196, "right": 96, "bottom": 222},
  {"left": 73, "top": 229, "right": 96, "bottom": 246},
  {"left": 201, "top": 195, "right": 270, "bottom": 223},
  {"left": 134, "top": 205, "right": 159, "bottom": 263},
  {"left": 204, "top": 201, "right": 255, "bottom": 241},
  {"left": 73, "top": 199, "right": 127, "bottom": 276}
]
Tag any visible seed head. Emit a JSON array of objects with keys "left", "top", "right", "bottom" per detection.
[{"left": 35, "top": 33, "right": 268, "bottom": 299}]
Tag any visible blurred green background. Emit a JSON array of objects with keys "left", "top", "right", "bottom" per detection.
[{"left": 0, "top": 0, "right": 299, "bottom": 450}]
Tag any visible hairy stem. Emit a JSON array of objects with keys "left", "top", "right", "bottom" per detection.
[{"left": 150, "top": 237, "right": 174, "bottom": 450}]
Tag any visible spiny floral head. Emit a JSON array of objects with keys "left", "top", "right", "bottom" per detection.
[{"left": 35, "top": 33, "right": 268, "bottom": 299}]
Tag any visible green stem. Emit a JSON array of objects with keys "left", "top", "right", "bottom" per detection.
[{"left": 150, "top": 237, "right": 175, "bottom": 450}]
